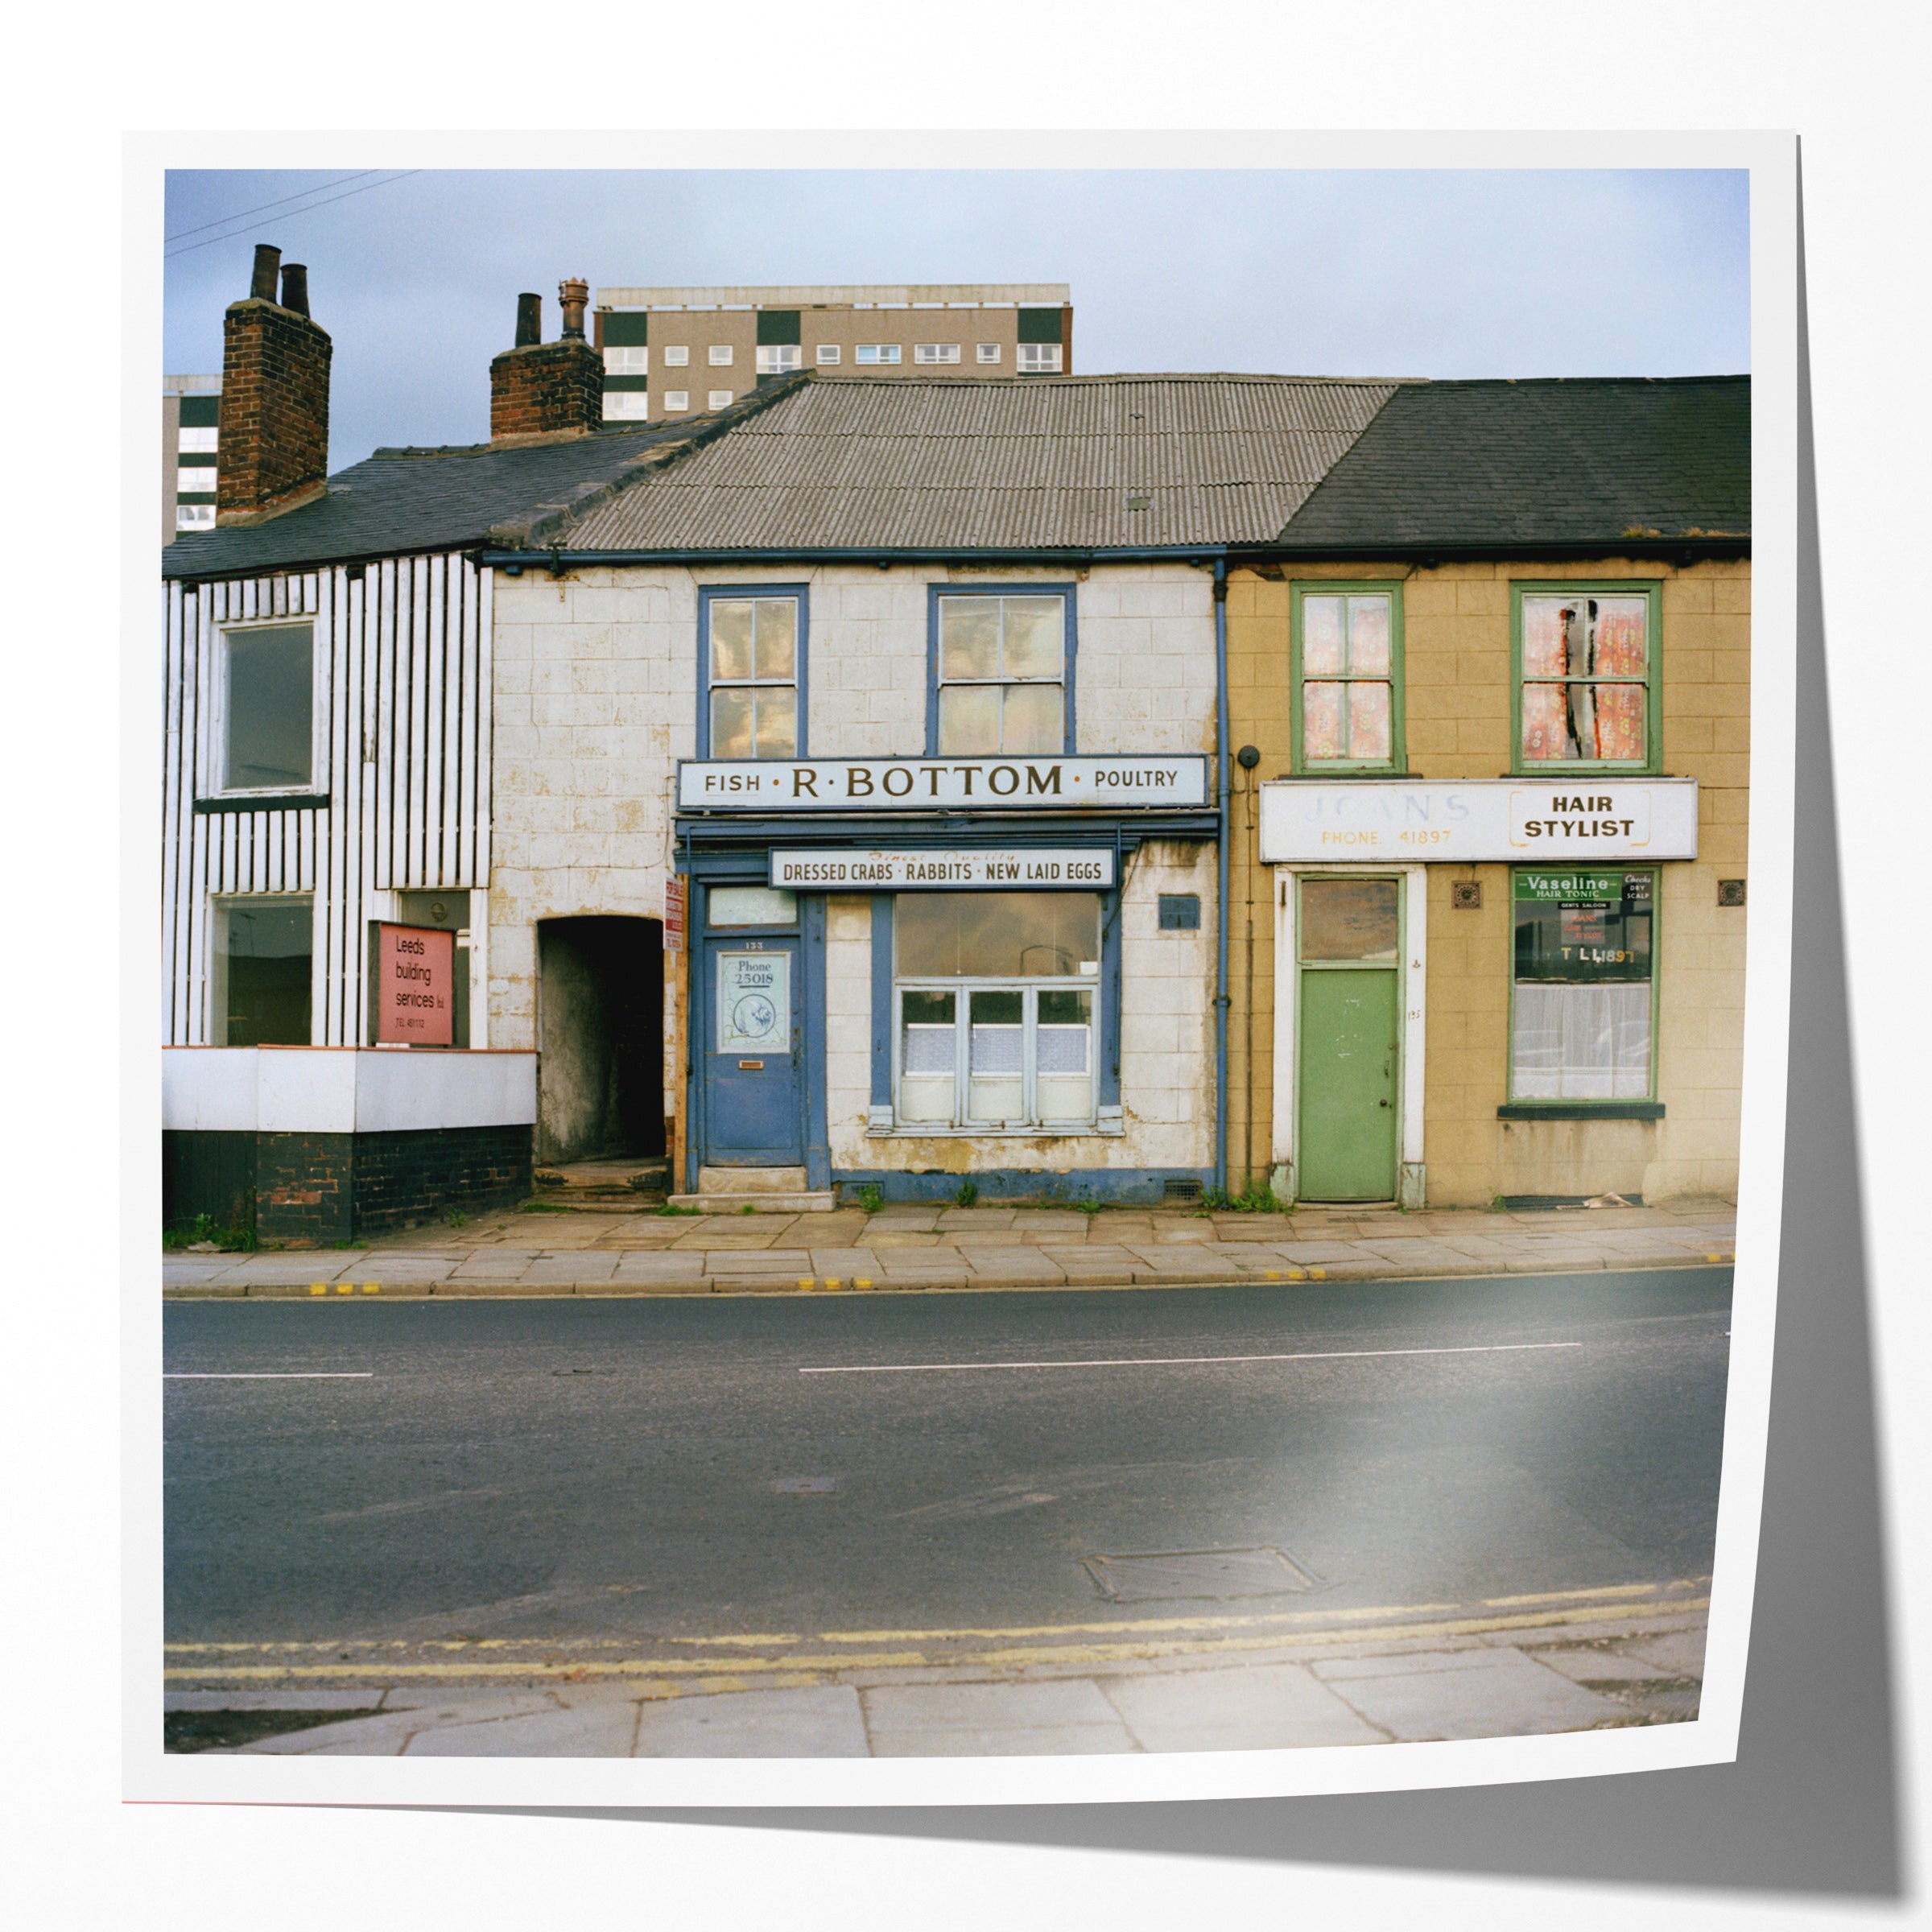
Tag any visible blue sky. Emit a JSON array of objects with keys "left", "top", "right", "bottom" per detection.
[{"left": 163, "top": 168, "right": 1749, "bottom": 470}]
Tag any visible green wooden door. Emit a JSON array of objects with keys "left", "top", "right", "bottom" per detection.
[{"left": 1298, "top": 968, "right": 1399, "bottom": 1201}]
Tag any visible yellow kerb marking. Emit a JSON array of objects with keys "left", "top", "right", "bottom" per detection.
[
  {"left": 796, "top": 1278, "right": 813, "bottom": 1292},
  {"left": 823, "top": 1278, "right": 842, "bottom": 1292},
  {"left": 856, "top": 1278, "right": 873, "bottom": 1290},
  {"left": 1484, "top": 1583, "right": 1675, "bottom": 1608},
  {"left": 336, "top": 1284, "right": 354, "bottom": 1294},
  {"left": 308, "top": 1285, "right": 327, "bottom": 1296},
  {"left": 163, "top": 1600, "right": 1711, "bottom": 1686},
  {"left": 1309, "top": 1267, "right": 1326, "bottom": 1280},
  {"left": 361, "top": 1283, "right": 381, "bottom": 1294}
]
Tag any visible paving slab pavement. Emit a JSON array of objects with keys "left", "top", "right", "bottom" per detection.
[
  {"left": 173, "top": 1604, "right": 1708, "bottom": 1758},
  {"left": 163, "top": 1200, "right": 1735, "bottom": 1297},
  {"left": 1307, "top": 1645, "right": 1629, "bottom": 1742}
]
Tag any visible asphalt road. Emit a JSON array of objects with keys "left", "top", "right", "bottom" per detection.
[{"left": 163, "top": 1269, "right": 1730, "bottom": 1644}]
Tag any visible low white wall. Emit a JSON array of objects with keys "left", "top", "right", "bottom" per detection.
[{"left": 163, "top": 1048, "right": 538, "bottom": 1133}]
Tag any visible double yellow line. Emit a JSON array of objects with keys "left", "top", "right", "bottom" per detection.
[{"left": 166, "top": 1579, "right": 1707, "bottom": 1686}]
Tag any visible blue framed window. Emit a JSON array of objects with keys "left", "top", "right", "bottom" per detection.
[
  {"left": 927, "top": 584, "right": 1077, "bottom": 757},
  {"left": 871, "top": 887, "right": 1122, "bottom": 1133},
  {"left": 698, "top": 585, "right": 808, "bottom": 758}
]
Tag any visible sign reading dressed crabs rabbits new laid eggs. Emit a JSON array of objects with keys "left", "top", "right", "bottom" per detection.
[{"left": 1257, "top": 778, "right": 1699, "bottom": 863}]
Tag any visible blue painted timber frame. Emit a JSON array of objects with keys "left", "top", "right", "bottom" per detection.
[
  {"left": 683, "top": 872, "right": 830, "bottom": 1192},
  {"left": 925, "top": 582, "right": 1077, "bottom": 757},
  {"left": 696, "top": 583, "right": 811, "bottom": 760},
  {"left": 866, "top": 877, "right": 1125, "bottom": 1129}
]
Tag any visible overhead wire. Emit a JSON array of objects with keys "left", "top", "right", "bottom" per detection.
[
  {"left": 163, "top": 172, "right": 423, "bottom": 259},
  {"left": 163, "top": 172, "right": 384, "bottom": 245}
]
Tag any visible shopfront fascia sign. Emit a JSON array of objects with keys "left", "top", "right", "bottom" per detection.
[
  {"left": 679, "top": 756, "right": 1208, "bottom": 811},
  {"left": 771, "top": 848, "right": 1117, "bottom": 890},
  {"left": 1257, "top": 778, "right": 1699, "bottom": 863}
]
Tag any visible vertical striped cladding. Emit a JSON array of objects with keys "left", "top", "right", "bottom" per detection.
[{"left": 161, "top": 553, "right": 492, "bottom": 1046}]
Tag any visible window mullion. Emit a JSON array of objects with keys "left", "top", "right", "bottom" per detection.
[{"left": 1022, "top": 985, "right": 1038, "bottom": 1127}]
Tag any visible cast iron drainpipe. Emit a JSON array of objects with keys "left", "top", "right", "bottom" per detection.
[{"left": 1213, "top": 558, "right": 1230, "bottom": 1199}]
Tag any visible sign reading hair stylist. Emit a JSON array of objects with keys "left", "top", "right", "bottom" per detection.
[{"left": 375, "top": 923, "right": 455, "bottom": 1046}]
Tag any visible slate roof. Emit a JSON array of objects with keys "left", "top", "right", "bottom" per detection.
[
  {"left": 159, "top": 382, "right": 800, "bottom": 581},
  {"left": 1273, "top": 376, "right": 1749, "bottom": 551},
  {"left": 558, "top": 374, "right": 1404, "bottom": 552}
]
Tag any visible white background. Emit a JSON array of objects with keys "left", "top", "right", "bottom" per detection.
[{"left": 9, "top": 10, "right": 1925, "bottom": 1925}]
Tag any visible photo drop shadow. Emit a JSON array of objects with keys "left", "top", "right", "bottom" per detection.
[{"left": 427, "top": 157, "right": 1904, "bottom": 1900}]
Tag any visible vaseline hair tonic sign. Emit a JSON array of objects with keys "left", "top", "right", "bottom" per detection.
[
  {"left": 376, "top": 924, "right": 455, "bottom": 1046},
  {"left": 1258, "top": 778, "right": 1699, "bottom": 863},
  {"left": 679, "top": 757, "right": 1208, "bottom": 811}
]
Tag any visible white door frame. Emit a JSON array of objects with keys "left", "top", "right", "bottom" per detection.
[{"left": 1270, "top": 863, "right": 1427, "bottom": 1208}]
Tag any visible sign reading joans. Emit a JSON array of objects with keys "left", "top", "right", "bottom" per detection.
[
  {"left": 376, "top": 923, "right": 453, "bottom": 1046},
  {"left": 680, "top": 757, "right": 1208, "bottom": 811},
  {"left": 1257, "top": 778, "right": 1698, "bottom": 862},
  {"left": 772, "top": 849, "right": 1115, "bottom": 890}
]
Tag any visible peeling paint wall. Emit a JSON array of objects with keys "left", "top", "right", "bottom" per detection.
[{"left": 492, "top": 560, "right": 1221, "bottom": 1183}]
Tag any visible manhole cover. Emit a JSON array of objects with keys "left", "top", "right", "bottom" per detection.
[
  {"left": 1083, "top": 1546, "right": 1322, "bottom": 1603},
  {"left": 773, "top": 1476, "right": 836, "bottom": 1495}
]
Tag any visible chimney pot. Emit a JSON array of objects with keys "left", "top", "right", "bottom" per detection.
[
  {"left": 559, "top": 277, "right": 589, "bottom": 340},
  {"left": 219, "top": 242, "right": 331, "bottom": 522},
  {"left": 515, "top": 292, "right": 543, "bottom": 348}
]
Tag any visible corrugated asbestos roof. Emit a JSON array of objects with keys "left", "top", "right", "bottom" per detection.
[
  {"left": 559, "top": 374, "right": 1404, "bottom": 551},
  {"left": 1274, "top": 377, "right": 1750, "bottom": 549},
  {"left": 159, "top": 384, "right": 802, "bottom": 580}
]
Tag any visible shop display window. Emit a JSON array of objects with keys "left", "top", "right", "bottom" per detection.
[
  {"left": 210, "top": 896, "right": 313, "bottom": 1046},
  {"left": 1510, "top": 869, "right": 1655, "bottom": 1100},
  {"left": 894, "top": 891, "right": 1100, "bottom": 1129}
]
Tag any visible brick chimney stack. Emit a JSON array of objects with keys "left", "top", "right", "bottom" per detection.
[
  {"left": 489, "top": 280, "right": 603, "bottom": 443},
  {"left": 217, "top": 243, "right": 332, "bottom": 525}
]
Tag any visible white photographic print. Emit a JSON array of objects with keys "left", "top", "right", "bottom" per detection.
[{"left": 133, "top": 130, "right": 1793, "bottom": 1812}]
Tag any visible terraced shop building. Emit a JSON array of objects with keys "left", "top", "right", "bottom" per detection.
[
  {"left": 158, "top": 255, "right": 784, "bottom": 1241},
  {"left": 485, "top": 370, "right": 1403, "bottom": 1208},
  {"left": 1223, "top": 377, "right": 1751, "bottom": 1210}
]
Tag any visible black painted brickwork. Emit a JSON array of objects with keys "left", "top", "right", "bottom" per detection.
[
  {"left": 350, "top": 1125, "right": 533, "bottom": 1235},
  {"left": 256, "top": 1133, "right": 354, "bottom": 1245},
  {"left": 166, "top": 1125, "right": 534, "bottom": 1242}
]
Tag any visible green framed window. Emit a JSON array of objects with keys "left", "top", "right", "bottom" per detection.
[
  {"left": 1512, "top": 582, "right": 1662, "bottom": 773},
  {"left": 1290, "top": 584, "right": 1405, "bottom": 772},
  {"left": 1509, "top": 868, "right": 1658, "bottom": 1103}
]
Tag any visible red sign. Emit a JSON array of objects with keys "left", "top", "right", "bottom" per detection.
[
  {"left": 664, "top": 876, "right": 687, "bottom": 952},
  {"left": 376, "top": 923, "right": 455, "bottom": 1046}
]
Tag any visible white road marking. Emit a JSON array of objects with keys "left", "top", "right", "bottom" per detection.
[
  {"left": 163, "top": 1372, "right": 374, "bottom": 1379},
  {"left": 800, "top": 1341, "right": 1585, "bottom": 1376}
]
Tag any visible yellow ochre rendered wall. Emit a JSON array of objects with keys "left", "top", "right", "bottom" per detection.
[{"left": 1224, "top": 558, "right": 1749, "bottom": 1208}]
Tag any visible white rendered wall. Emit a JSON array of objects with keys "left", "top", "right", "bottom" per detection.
[
  {"left": 162, "top": 1047, "right": 537, "bottom": 1133},
  {"left": 493, "top": 562, "right": 1223, "bottom": 1149}
]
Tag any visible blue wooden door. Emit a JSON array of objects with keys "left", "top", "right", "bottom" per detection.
[{"left": 702, "top": 938, "right": 804, "bottom": 1165}]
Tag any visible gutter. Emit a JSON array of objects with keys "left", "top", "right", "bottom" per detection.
[{"left": 485, "top": 543, "right": 1231, "bottom": 572}]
